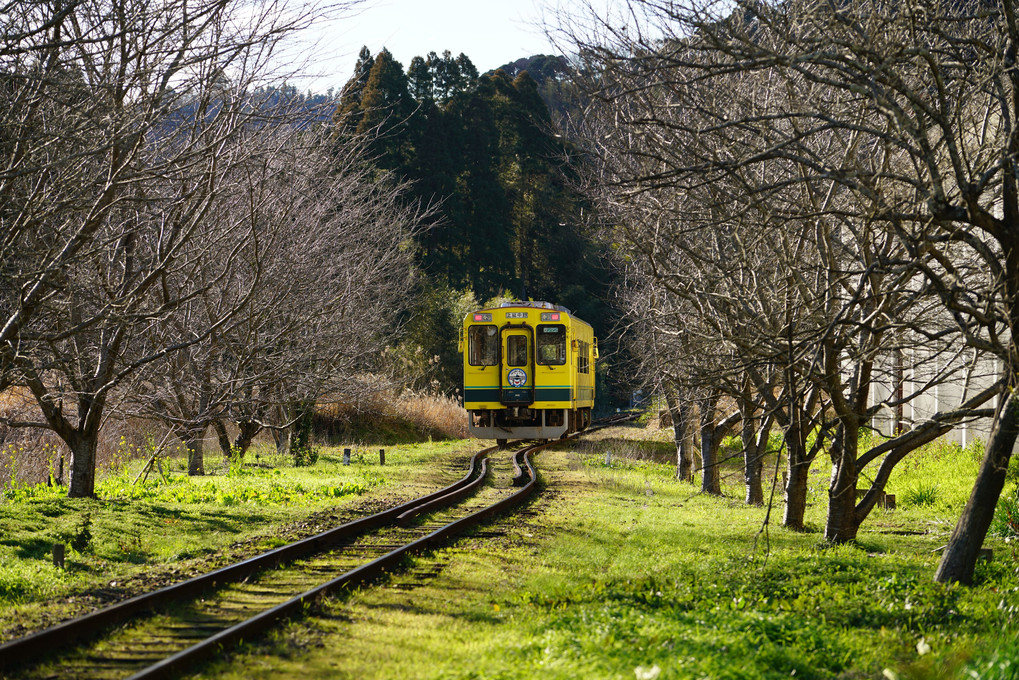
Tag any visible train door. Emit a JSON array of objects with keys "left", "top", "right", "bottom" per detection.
[{"left": 500, "top": 326, "right": 534, "bottom": 405}]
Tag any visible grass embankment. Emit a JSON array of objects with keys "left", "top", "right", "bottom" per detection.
[
  {"left": 201, "top": 428, "right": 1018, "bottom": 680},
  {"left": 0, "top": 441, "right": 473, "bottom": 639}
]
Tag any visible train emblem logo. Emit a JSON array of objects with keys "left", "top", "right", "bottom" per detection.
[{"left": 507, "top": 368, "right": 527, "bottom": 387}]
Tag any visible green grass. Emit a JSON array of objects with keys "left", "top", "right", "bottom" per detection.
[
  {"left": 197, "top": 429, "right": 1019, "bottom": 680},
  {"left": 4, "top": 426, "right": 1018, "bottom": 679},
  {"left": 0, "top": 440, "right": 472, "bottom": 621}
]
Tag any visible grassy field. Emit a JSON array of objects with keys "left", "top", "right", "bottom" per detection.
[
  {"left": 189, "top": 427, "right": 1019, "bottom": 680},
  {"left": 0, "top": 440, "right": 475, "bottom": 640},
  {"left": 2, "top": 425, "right": 1018, "bottom": 679}
]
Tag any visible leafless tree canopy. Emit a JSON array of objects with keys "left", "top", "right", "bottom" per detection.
[
  {"left": 130, "top": 127, "right": 421, "bottom": 472},
  {"left": 558, "top": 0, "right": 1018, "bottom": 583},
  {"left": 1, "top": 0, "right": 423, "bottom": 496}
]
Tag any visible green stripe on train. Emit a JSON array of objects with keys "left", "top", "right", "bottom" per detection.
[{"left": 464, "top": 387, "right": 574, "bottom": 402}]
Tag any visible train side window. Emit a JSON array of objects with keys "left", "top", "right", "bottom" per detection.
[
  {"left": 507, "top": 335, "right": 528, "bottom": 367},
  {"left": 536, "top": 324, "right": 566, "bottom": 365},
  {"left": 577, "top": 340, "right": 590, "bottom": 374},
  {"left": 468, "top": 325, "right": 498, "bottom": 366}
]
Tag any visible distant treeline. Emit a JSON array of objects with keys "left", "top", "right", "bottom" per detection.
[
  {"left": 331, "top": 48, "right": 607, "bottom": 313},
  {"left": 327, "top": 48, "right": 621, "bottom": 400}
]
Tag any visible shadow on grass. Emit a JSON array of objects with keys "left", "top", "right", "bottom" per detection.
[{"left": 3, "top": 536, "right": 61, "bottom": 561}]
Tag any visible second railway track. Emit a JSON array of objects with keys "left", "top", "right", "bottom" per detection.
[{"left": 0, "top": 442, "right": 552, "bottom": 680}]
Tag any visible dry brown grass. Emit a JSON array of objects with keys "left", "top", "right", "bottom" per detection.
[
  {"left": 1, "top": 388, "right": 162, "bottom": 489},
  {"left": 315, "top": 390, "right": 467, "bottom": 443},
  {"left": 392, "top": 391, "right": 468, "bottom": 440}
]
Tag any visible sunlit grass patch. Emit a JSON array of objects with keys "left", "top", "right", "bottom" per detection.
[
  {"left": 883, "top": 437, "right": 985, "bottom": 515},
  {"left": 901, "top": 481, "right": 942, "bottom": 509},
  {"left": 96, "top": 465, "right": 382, "bottom": 507},
  {"left": 206, "top": 431, "right": 1019, "bottom": 680},
  {"left": 0, "top": 440, "right": 472, "bottom": 620}
]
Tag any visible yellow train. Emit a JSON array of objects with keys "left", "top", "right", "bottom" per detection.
[{"left": 460, "top": 301, "right": 597, "bottom": 443}]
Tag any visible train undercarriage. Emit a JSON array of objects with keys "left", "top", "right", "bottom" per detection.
[{"left": 468, "top": 407, "right": 592, "bottom": 443}]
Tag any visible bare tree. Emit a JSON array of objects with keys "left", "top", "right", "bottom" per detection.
[
  {"left": 560, "top": 0, "right": 1018, "bottom": 581},
  {"left": 0, "top": 0, "right": 351, "bottom": 497},
  {"left": 130, "top": 123, "right": 422, "bottom": 471}
]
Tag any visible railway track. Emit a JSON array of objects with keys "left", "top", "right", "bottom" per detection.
[{"left": 0, "top": 442, "right": 554, "bottom": 680}]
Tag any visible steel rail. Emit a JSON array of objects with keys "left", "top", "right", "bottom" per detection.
[
  {"left": 127, "top": 442, "right": 550, "bottom": 680},
  {"left": 0, "top": 447, "right": 494, "bottom": 672},
  {"left": 396, "top": 458, "right": 490, "bottom": 526}
]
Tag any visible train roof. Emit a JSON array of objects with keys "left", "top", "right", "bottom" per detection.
[
  {"left": 466, "top": 301, "right": 591, "bottom": 328},
  {"left": 487, "top": 301, "right": 572, "bottom": 314}
]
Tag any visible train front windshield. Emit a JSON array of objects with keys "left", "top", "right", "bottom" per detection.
[
  {"left": 506, "top": 335, "right": 528, "bottom": 366},
  {"left": 468, "top": 325, "right": 498, "bottom": 365},
  {"left": 536, "top": 324, "right": 566, "bottom": 365}
]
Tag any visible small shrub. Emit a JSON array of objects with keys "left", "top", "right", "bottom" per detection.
[
  {"left": 68, "top": 512, "right": 94, "bottom": 553},
  {"left": 292, "top": 445, "right": 319, "bottom": 467},
  {"left": 990, "top": 494, "right": 1019, "bottom": 539},
  {"left": 902, "top": 482, "right": 940, "bottom": 508},
  {"left": 227, "top": 452, "right": 248, "bottom": 477}
]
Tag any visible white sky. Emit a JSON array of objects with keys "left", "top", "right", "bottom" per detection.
[{"left": 292, "top": 0, "right": 581, "bottom": 93}]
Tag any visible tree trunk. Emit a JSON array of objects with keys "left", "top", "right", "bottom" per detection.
[
  {"left": 271, "top": 403, "right": 294, "bottom": 455},
  {"left": 743, "top": 415, "right": 770, "bottom": 506},
  {"left": 740, "top": 388, "right": 770, "bottom": 506},
  {"left": 700, "top": 425, "right": 720, "bottom": 494},
  {"left": 825, "top": 425, "right": 860, "bottom": 543},
  {"left": 272, "top": 427, "right": 291, "bottom": 455},
  {"left": 700, "top": 396, "right": 721, "bottom": 495},
  {"left": 233, "top": 419, "right": 261, "bottom": 457},
  {"left": 664, "top": 385, "right": 694, "bottom": 482},
  {"left": 680, "top": 420, "right": 696, "bottom": 482},
  {"left": 212, "top": 420, "right": 232, "bottom": 457},
  {"left": 783, "top": 428, "right": 811, "bottom": 530},
  {"left": 935, "top": 391, "right": 1019, "bottom": 584},
  {"left": 290, "top": 402, "right": 315, "bottom": 465},
  {"left": 183, "top": 425, "right": 206, "bottom": 476},
  {"left": 67, "top": 435, "right": 98, "bottom": 498}
]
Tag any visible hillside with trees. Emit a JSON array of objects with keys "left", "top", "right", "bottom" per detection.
[{"left": 331, "top": 48, "right": 618, "bottom": 395}]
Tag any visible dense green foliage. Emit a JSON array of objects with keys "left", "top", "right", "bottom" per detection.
[
  {"left": 331, "top": 49, "right": 617, "bottom": 395},
  {"left": 491, "top": 54, "right": 579, "bottom": 123}
]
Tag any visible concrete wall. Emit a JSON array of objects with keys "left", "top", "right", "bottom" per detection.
[{"left": 869, "top": 347, "right": 1001, "bottom": 449}]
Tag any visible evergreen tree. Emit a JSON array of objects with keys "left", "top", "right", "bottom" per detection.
[
  {"left": 445, "top": 74, "right": 515, "bottom": 298},
  {"left": 431, "top": 50, "right": 458, "bottom": 103},
  {"left": 326, "top": 48, "right": 617, "bottom": 396},
  {"left": 407, "top": 56, "right": 433, "bottom": 103},
  {"left": 493, "top": 54, "right": 581, "bottom": 128},
  {"left": 356, "top": 48, "right": 414, "bottom": 172},
  {"left": 333, "top": 46, "right": 374, "bottom": 134},
  {"left": 455, "top": 53, "right": 479, "bottom": 90}
]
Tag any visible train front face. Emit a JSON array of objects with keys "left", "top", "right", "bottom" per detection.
[{"left": 460, "top": 302, "right": 596, "bottom": 442}]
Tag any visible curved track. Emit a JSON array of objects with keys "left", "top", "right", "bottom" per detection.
[{"left": 0, "top": 443, "right": 551, "bottom": 680}]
